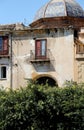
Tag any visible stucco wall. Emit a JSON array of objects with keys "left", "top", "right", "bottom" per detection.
[
  {"left": 12, "top": 37, "right": 35, "bottom": 88},
  {"left": 0, "top": 28, "right": 76, "bottom": 89},
  {"left": 47, "top": 29, "right": 74, "bottom": 86},
  {"left": 9, "top": 28, "right": 75, "bottom": 88}
]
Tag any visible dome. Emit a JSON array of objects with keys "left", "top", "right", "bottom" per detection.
[{"left": 34, "top": 0, "right": 84, "bottom": 21}]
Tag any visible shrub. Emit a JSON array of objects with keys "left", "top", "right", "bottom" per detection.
[{"left": 0, "top": 83, "right": 84, "bottom": 130}]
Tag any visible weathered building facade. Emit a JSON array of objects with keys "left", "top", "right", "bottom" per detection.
[{"left": 0, "top": 0, "right": 84, "bottom": 89}]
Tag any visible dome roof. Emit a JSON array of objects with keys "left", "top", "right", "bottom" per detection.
[{"left": 34, "top": 0, "right": 84, "bottom": 21}]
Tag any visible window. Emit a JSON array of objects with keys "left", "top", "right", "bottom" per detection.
[
  {"left": 74, "top": 30, "right": 78, "bottom": 38},
  {"left": 0, "top": 66, "right": 7, "bottom": 79},
  {"left": 76, "top": 44, "right": 84, "bottom": 54},
  {"left": 35, "top": 39, "right": 47, "bottom": 59},
  {"left": 0, "top": 36, "right": 9, "bottom": 55}
]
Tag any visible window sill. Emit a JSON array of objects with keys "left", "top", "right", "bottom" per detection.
[
  {"left": 0, "top": 55, "right": 10, "bottom": 58},
  {"left": 0, "top": 78, "right": 7, "bottom": 80}
]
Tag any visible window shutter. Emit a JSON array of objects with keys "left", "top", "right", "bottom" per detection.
[
  {"left": 3, "top": 36, "right": 8, "bottom": 54},
  {"left": 0, "top": 37, "right": 3, "bottom": 51},
  {"left": 35, "top": 40, "right": 41, "bottom": 57}
]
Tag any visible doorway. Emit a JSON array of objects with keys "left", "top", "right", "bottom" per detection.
[{"left": 36, "top": 76, "right": 58, "bottom": 87}]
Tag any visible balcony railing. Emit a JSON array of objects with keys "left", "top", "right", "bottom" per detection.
[
  {"left": 30, "top": 49, "right": 51, "bottom": 63},
  {"left": 76, "top": 53, "right": 84, "bottom": 59}
]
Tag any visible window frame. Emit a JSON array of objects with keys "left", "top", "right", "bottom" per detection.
[
  {"left": 0, "top": 36, "right": 9, "bottom": 55},
  {"left": 35, "top": 39, "right": 47, "bottom": 59}
]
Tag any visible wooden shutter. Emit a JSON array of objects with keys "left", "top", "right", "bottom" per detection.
[
  {"left": 3, "top": 36, "right": 8, "bottom": 55},
  {"left": 0, "top": 37, "right": 3, "bottom": 51},
  {"left": 35, "top": 40, "right": 41, "bottom": 58}
]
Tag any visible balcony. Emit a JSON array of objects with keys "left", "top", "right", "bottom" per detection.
[
  {"left": 30, "top": 49, "right": 51, "bottom": 63},
  {"left": 75, "top": 38, "right": 84, "bottom": 59}
]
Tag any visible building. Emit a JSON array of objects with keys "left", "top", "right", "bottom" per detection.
[{"left": 0, "top": 0, "right": 84, "bottom": 89}]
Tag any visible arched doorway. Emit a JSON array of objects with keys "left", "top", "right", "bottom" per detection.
[{"left": 35, "top": 76, "right": 58, "bottom": 87}]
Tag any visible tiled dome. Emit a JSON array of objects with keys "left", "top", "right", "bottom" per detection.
[{"left": 34, "top": 0, "right": 84, "bottom": 21}]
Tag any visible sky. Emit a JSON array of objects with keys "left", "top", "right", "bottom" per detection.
[{"left": 0, "top": 0, "right": 84, "bottom": 25}]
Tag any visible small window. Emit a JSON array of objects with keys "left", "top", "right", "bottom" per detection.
[
  {"left": 0, "top": 66, "right": 7, "bottom": 79},
  {"left": 74, "top": 30, "right": 78, "bottom": 38}
]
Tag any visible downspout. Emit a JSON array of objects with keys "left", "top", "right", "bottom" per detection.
[{"left": 10, "top": 32, "right": 13, "bottom": 90}]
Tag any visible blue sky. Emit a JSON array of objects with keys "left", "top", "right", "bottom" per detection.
[{"left": 0, "top": 0, "right": 84, "bottom": 25}]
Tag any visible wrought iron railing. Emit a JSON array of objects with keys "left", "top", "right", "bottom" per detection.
[{"left": 30, "top": 49, "right": 53, "bottom": 61}]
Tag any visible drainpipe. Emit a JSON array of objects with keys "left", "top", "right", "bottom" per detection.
[{"left": 10, "top": 32, "right": 13, "bottom": 90}]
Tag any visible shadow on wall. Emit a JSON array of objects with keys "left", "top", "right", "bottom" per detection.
[
  {"left": 35, "top": 76, "right": 58, "bottom": 87},
  {"left": 32, "top": 62, "right": 55, "bottom": 72}
]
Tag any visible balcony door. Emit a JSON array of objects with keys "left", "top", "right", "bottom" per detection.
[{"left": 35, "top": 39, "right": 47, "bottom": 59}]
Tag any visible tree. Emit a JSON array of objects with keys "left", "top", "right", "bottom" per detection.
[{"left": 0, "top": 83, "right": 84, "bottom": 130}]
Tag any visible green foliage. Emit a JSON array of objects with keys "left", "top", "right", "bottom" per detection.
[{"left": 0, "top": 83, "right": 84, "bottom": 130}]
